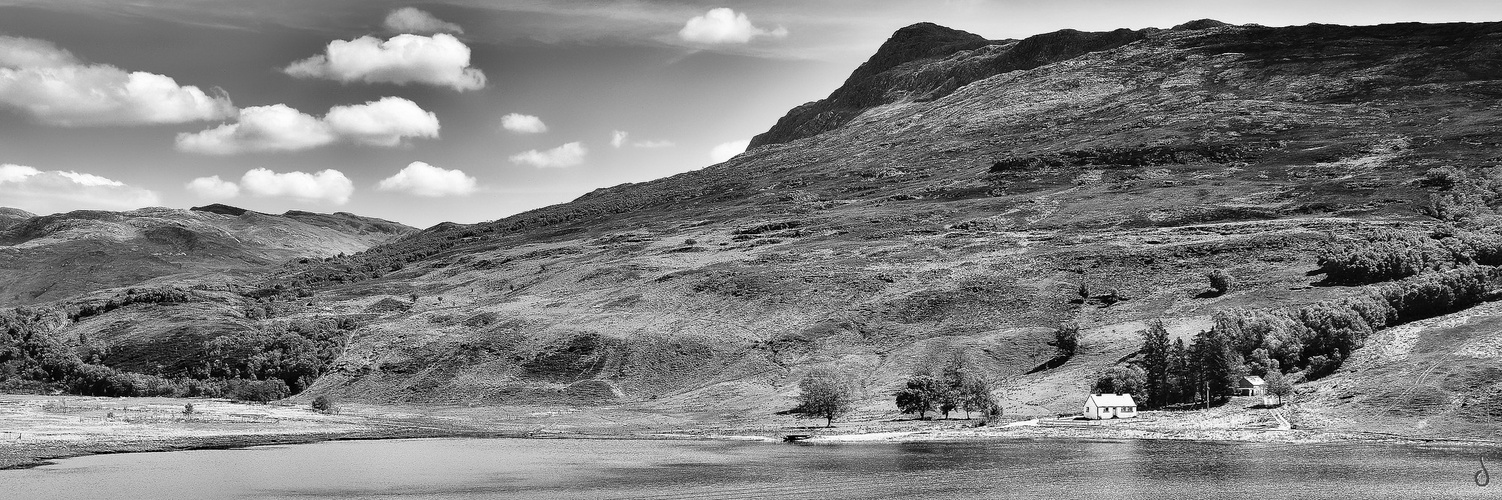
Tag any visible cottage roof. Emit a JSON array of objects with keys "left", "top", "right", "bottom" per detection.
[
  {"left": 1241, "top": 375, "right": 1266, "bottom": 386},
  {"left": 1086, "top": 393, "right": 1137, "bottom": 407}
]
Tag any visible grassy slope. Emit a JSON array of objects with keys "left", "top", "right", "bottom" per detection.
[
  {"left": 0, "top": 207, "right": 412, "bottom": 307},
  {"left": 28, "top": 21, "right": 1502, "bottom": 439}
]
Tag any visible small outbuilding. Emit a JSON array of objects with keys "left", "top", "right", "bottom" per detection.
[
  {"left": 1237, "top": 376, "right": 1266, "bottom": 397},
  {"left": 1082, "top": 393, "right": 1138, "bottom": 420}
]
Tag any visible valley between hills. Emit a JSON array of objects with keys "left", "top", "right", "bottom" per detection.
[{"left": 5, "top": 18, "right": 1502, "bottom": 467}]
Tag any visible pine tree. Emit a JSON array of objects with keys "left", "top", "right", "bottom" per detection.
[{"left": 1138, "top": 321, "right": 1171, "bottom": 408}]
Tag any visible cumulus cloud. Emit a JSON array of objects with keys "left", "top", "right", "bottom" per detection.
[
  {"left": 611, "top": 130, "right": 674, "bottom": 149},
  {"left": 678, "top": 8, "right": 787, "bottom": 44},
  {"left": 185, "top": 175, "right": 240, "bottom": 199},
  {"left": 0, "top": 163, "right": 160, "bottom": 213},
  {"left": 510, "top": 142, "right": 587, "bottom": 168},
  {"left": 709, "top": 139, "right": 750, "bottom": 163},
  {"left": 383, "top": 7, "right": 464, "bottom": 34},
  {"left": 284, "top": 33, "right": 485, "bottom": 91},
  {"left": 377, "top": 161, "right": 477, "bottom": 197},
  {"left": 239, "top": 168, "right": 354, "bottom": 205},
  {"left": 175, "top": 104, "right": 335, "bottom": 155},
  {"left": 324, "top": 97, "right": 440, "bottom": 146},
  {"left": 0, "top": 35, "right": 235, "bottom": 126},
  {"left": 501, "top": 113, "right": 547, "bottom": 134},
  {"left": 176, "top": 97, "right": 438, "bottom": 154}
]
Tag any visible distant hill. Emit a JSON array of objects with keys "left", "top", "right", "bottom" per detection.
[
  {"left": 12, "top": 20, "right": 1502, "bottom": 441},
  {"left": 0, "top": 205, "right": 412, "bottom": 306},
  {"left": 0, "top": 207, "right": 34, "bottom": 231}
]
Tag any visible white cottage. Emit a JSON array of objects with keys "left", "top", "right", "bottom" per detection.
[
  {"left": 1237, "top": 376, "right": 1266, "bottom": 397},
  {"left": 1083, "top": 393, "right": 1138, "bottom": 420}
]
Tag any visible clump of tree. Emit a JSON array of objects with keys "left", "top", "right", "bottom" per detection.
[
  {"left": 1052, "top": 322, "right": 1079, "bottom": 358},
  {"left": 199, "top": 318, "right": 355, "bottom": 393},
  {"left": 1206, "top": 269, "right": 1234, "bottom": 295},
  {"left": 0, "top": 304, "right": 355, "bottom": 400},
  {"left": 791, "top": 368, "right": 856, "bottom": 427},
  {"left": 1117, "top": 265, "right": 1497, "bottom": 409},
  {"left": 1316, "top": 230, "right": 1449, "bottom": 285},
  {"left": 226, "top": 379, "right": 291, "bottom": 403},
  {"left": 896, "top": 353, "right": 999, "bottom": 420},
  {"left": 895, "top": 374, "right": 941, "bottom": 419}
]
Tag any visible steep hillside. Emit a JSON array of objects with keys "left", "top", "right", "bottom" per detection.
[
  {"left": 11, "top": 20, "right": 1502, "bottom": 440},
  {"left": 0, "top": 205, "right": 412, "bottom": 306}
]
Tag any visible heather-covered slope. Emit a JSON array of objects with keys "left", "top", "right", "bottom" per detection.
[
  {"left": 0, "top": 206, "right": 412, "bottom": 306},
  {"left": 11, "top": 20, "right": 1502, "bottom": 441}
]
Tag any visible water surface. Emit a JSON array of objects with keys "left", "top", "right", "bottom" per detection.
[{"left": 6, "top": 437, "right": 1499, "bottom": 499}]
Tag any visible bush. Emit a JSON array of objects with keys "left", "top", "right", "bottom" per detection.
[
  {"left": 311, "top": 394, "right": 338, "bottom": 414},
  {"left": 1420, "top": 166, "right": 1465, "bottom": 190},
  {"left": 1053, "top": 322, "right": 1080, "bottom": 357},
  {"left": 226, "top": 379, "right": 290, "bottom": 403},
  {"left": 1206, "top": 269, "right": 1234, "bottom": 295}
]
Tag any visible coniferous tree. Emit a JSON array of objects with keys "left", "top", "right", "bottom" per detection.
[{"left": 1137, "top": 321, "right": 1171, "bottom": 408}]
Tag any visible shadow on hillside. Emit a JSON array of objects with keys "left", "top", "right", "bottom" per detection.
[{"left": 1026, "top": 355, "right": 1071, "bottom": 374}]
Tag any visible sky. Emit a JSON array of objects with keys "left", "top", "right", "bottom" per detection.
[{"left": 0, "top": 0, "right": 1499, "bottom": 228}]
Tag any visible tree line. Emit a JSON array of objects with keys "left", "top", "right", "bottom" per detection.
[
  {"left": 0, "top": 302, "right": 355, "bottom": 402},
  {"left": 1097, "top": 265, "right": 1496, "bottom": 407}
]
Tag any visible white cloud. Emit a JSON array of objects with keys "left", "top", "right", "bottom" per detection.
[
  {"left": 185, "top": 175, "right": 240, "bottom": 199},
  {"left": 377, "top": 161, "right": 477, "bottom": 197},
  {"left": 239, "top": 168, "right": 354, "bottom": 205},
  {"left": 501, "top": 113, "right": 548, "bottom": 134},
  {"left": 510, "top": 142, "right": 587, "bottom": 168},
  {"left": 611, "top": 130, "right": 674, "bottom": 149},
  {"left": 678, "top": 8, "right": 788, "bottom": 44},
  {"left": 324, "top": 97, "right": 440, "bottom": 146},
  {"left": 0, "top": 163, "right": 159, "bottom": 213},
  {"left": 175, "top": 104, "right": 335, "bottom": 155},
  {"left": 633, "top": 139, "right": 675, "bottom": 148},
  {"left": 176, "top": 98, "right": 438, "bottom": 154},
  {"left": 284, "top": 34, "right": 486, "bottom": 91},
  {"left": 0, "top": 163, "right": 39, "bottom": 184},
  {"left": 0, "top": 35, "right": 77, "bottom": 68},
  {"left": 709, "top": 139, "right": 750, "bottom": 163},
  {"left": 0, "top": 35, "right": 236, "bottom": 126},
  {"left": 383, "top": 7, "right": 464, "bottom": 35}
]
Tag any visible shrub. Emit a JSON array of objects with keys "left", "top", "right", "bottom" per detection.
[
  {"left": 1420, "top": 166, "right": 1465, "bottom": 190},
  {"left": 1206, "top": 269, "right": 1234, "bottom": 295},
  {"left": 311, "top": 394, "right": 338, "bottom": 414},
  {"left": 1053, "top": 322, "right": 1080, "bottom": 357}
]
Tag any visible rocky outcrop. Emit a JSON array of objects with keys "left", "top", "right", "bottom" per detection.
[{"left": 748, "top": 23, "right": 1153, "bottom": 147}]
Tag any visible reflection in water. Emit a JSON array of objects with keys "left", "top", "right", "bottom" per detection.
[{"left": 4, "top": 437, "right": 1499, "bottom": 499}]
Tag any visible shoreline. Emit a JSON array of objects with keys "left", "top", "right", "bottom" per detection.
[{"left": 5, "top": 394, "right": 1499, "bottom": 470}]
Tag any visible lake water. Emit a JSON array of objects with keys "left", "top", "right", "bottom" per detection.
[{"left": 5, "top": 437, "right": 1500, "bottom": 499}]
